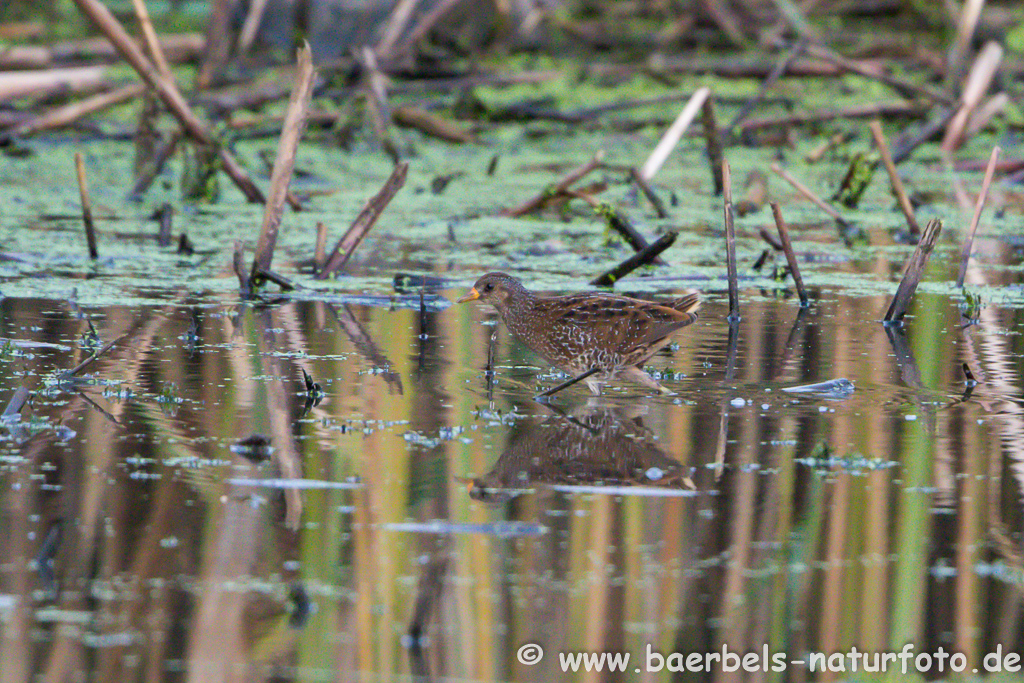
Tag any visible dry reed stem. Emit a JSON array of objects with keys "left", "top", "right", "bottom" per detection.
[
  {"left": 640, "top": 87, "right": 710, "bottom": 180},
  {"left": 869, "top": 120, "right": 920, "bottom": 235},
  {"left": 956, "top": 146, "right": 1000, "bottom": 288}
]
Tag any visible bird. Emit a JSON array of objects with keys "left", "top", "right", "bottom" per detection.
[{"left": 456, "top": 272, "right": 700, "bottom": 395}]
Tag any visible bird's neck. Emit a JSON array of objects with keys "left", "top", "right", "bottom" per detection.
[{"left": 497, "top": 288, "right": 536, "bottom": 323}]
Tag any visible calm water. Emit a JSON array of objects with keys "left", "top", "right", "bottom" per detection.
[{"left": 1, "top": 276, "right": 1022, "bottom": 682}]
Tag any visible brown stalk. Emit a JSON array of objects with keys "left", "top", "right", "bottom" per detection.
[
  {"left": 502, "top": 150, "right": 604, "bottom": 217},
  {"left": 724, "top": 160, "right": 739, "bottom": 320},
  {"left": 770, "top": 203, "right": 808, "bottom": 307},
  {"left": 129, "top": 0, "right": 172, "bottom": 78},
  {"left": 0, "top": 66, "right": 109, "bottom": 103},
  {"left": 392, "top": 105, "right": 476, "bottom": 144},
  {"left": 590, "top": 232, "right": 677, "bottom": 286},
  {"left": 317, "top": 162, "right": 409, "bottom": 279},
  {"left": 956, "top": 146, "right": 1000, "bottom": 288},
  {"left": 196, "top": 0, "right": 233, "bottom": 89},
  {"left": 4, "top": 82, "right": 146, "bottom": 139},
  {"left": 249, "top": 43, "right": 315, "bottom": 283},
  {"left": 770, "top": 162, "right": 849, "bottom": 226},
  {"left": 883, "top": 218, "right": 942, "bottom": 323},
  {"left": 569, "top": 190, "right": 665, "bottom": 264},
  {"left": 868, "top": 120, "right": 920, "bottom": 235},
  {"left": 237, "top": 0, "right": 270, "bottom": 53},
  {"left": 942, "top": 41, "right": 1003, "bottom": 152},
  {"left": 74, "top": 153, "right": 98, "bottom": 259},
  {"left": 70, "top": 0, "right": 270, "bottom": 206},
  {"left": 702, "top": 97, "right": 724, "bottom": 195},
  {"left": 314, "top": 221, "right": 328, "bottom": 272}
]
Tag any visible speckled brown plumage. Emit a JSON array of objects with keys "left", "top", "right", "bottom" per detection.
[{"left": 457, "top": 272, "right": 700, "bottom": 394}]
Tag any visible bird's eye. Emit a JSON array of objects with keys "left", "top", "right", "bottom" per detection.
[{"left": 484, "top": 283, "right": 494, "bottom": 291}]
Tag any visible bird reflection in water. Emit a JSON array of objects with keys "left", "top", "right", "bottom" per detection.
[{"left": 463, "top": 401, "right": 695, "bottom": 503}]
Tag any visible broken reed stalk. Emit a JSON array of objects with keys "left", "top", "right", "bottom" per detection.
[
  {"left": 723, "top": 160, "right": 739, "bottom": 321},
  {"left": 129, "top": 0, "right": 172, "bottom": 78},
  {"left": 155, "top": 202, "right": 172, "bottom": 246},
  {"left": 701, "top": 97, "right": 724, "bottom": 195},
  {"left": 770, "top": 203, "right": 808, "bottom": 307},
  {"left": 233, "top": 240, "right": 250, "bottom": 298},
  {"left": 629, "top": 167, "right": 668, "bottom": 218},
  {"left": 130, "top": 131, "right": 178, "bottom": 196},
  {"left": 883, "top": 218, "right": 942, "bottom": 324},
  {"left": 317, "top": 162, "right": 409, "bottom": 279},
  {"left": 591, "top": 232, "right": 676, "bottom": 286},
  {"left": 71, "top": 0, "right": 273, "bottom": 206},
  {"left": 249, "top": 43, "right": 315, "bottom": 284},
  {"left": 942, "top": 41, "right": 1003, "bottom": 153},
  {"left": 503, "top": 150, "right": 605, "bottom": 217},
  {"left": 314, "top": 221, "right": 328, "bottom": 272},
  {"left": 640, "top": 87, "right": 710, "bottom": 180},
  {"left": 868, "top": 120, "right": 920, "bottom": 236},
  {"left": 74, "top": 153, "right": 98, "bottom": 259},
  {"left": 956, "top": 145, "right": 1000, "bottom": 288},
  {"left": 5, "top": 82, "right": 146, "bottom": 139},
  {"left": 535, "top": 367, "right": 601, "bottom": 400},
  {"left": 770, "top": 162, "right": 850, "bottom": 227}
]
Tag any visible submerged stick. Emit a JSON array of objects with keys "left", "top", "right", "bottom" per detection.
[
  {"left": 883, "top": 218, "right": 942, "bottom": 324},
  {"left": 770, "top": 162, "right": 850, "bottom": 227},
  {"left": 770, "top": 203, "right": 808, "bottom": 307},
  {"left": 640, "top": 87, "right": 710, "bottom": 180},
  {"left": 317, "top": 162, "right": 409, "bottom": 279},
  {"left": 869, "top": 120, "right": 920, "bottom": 236},
  {"left": 250, "top": 43, "right": 315, "bottom": 284},
  {"left": 503, "top": 151, "right": 604, "bottom": 217},
  {"left": 723, "top": 160, "right": 739, "bottom": 321},
  {"left": 74, "top": 153, "right": 98, "bottom": 259},
  {"left": 590, "top": 232, "right": 676, "bottom": 286},
  {"left": 535, "top": 367, "right": 601, "bottom": 400},
  {"left": 956, "top": 146, "right": 1000, "bottom": 288}
]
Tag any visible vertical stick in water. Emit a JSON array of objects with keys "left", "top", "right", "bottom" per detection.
[
  {"left": 883, "top": 218, "right": 942, "bottom": 324},
  {"left": 956, "top": 146, "right": 1000, "bottom": 288},
  {"left": 723, "top": 160, "right": 739, "bottom": 321},
  {"left": 770, "top": 202, "right": 809, "bottom": 307},
  {"left": 74, "top": 153, "right": 98, "bottom": 259}
]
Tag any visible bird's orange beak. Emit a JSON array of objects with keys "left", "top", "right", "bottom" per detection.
[{"left": 457, "top": 287, "right": 480, "bottom": 304}]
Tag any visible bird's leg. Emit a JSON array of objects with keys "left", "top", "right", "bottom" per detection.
[{"left": 621, "top": 366, "right": 673, "bottom": 395}]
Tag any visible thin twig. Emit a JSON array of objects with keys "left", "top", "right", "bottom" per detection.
[
  {"left": 74, "top": 152, "right": 98, "bottom": 259},
  {"left": 317, "top": 162, "right": 409, "bottom": 279},
  {"left": 869, "top": 120, "right": 920, "bottom": 235},
  {"left": 5, "top": 82, "right": 146, "bottom": 139},
  {"left": 640, "top": 87, "right": 709, "bottom": 180},
  {"left": 534, "top": 367, "right": 601, "bottom": 400},
  {"left": 770, "top": 203, "right": 808, "bottom": 307},
  {"left": 724, "top": 160, "right": 739, "bottom": 321},
  {"left": 956, "top": 146, "right": 1000, "bottom": 288},
  {"left": 770, "top": 162, "right": 850, "bottom": 226},
  {"left": 740, "top": 102, "right": 924, "bottom": 132},
  {"left": 883, "top": 218, "right": 942, "bottom": 324},
  {"left": 250, "top": 43, "right": 315, "bottom": 283},
  {"left": 590, "top": 232, "right": 676, "bottom": 286},
  {"left": 804, "top": 44, "right": 954, "bottom": 105}
]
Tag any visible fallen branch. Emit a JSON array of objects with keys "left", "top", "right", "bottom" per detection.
[
  {"left": 956, "top": 146, "right": 1000, "bottom": 288},
  {"left": 317, "top": 162, "right": 409, "bottom": 279},
  {"left": 502, "top": 151, "right": 605, "bottom": 217},
  {"left": 74, "top": 153, "right": 98, "bottom": 259},
  {"left": 3, "top": 82, "right": 146, "bottom": 140},
  {"left": 883, "top": 218, "right": 942, "bottom": 324},
  {"left": 629, "top": 167, "right": 668, "bottom": 218},
  {"left": 249, "top": 43, "right": 315, "bottom": 285},
  {"left": 569, "top": 191, "right": 665, "bottom": 264},
  {"left": 869, "top": 120, "right": 920, "bottom": 235},
  {"left": 590, "top": 231, "right": 676, "bottom": 286},
  {"left": 771, "top": 203, "right": 808, "bottom": 307}
]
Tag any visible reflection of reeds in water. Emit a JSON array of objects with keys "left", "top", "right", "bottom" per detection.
[{"left": 2, "top": 282, "right": 1024, "bottom": 681}]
